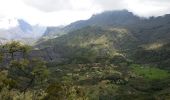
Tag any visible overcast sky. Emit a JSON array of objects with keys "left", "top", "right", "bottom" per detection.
[{"left": 0, "top": 0, "right": 170, "bottom": 26}]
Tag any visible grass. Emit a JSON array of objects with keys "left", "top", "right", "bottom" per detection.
[{"left": 131, "top": 64, "right": 170, "bottom": 80}]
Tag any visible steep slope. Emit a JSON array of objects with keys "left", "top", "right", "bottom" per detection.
[{"left": 35, "top": 26, "right": 137, "bottom": 62}]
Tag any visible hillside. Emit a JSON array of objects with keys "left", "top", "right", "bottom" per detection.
[
  {"left": 35, "top": 26, "right": 138, "bottom": 63},
  {"left": 37, "top": 10, "right": 170, "bottom": 68}
]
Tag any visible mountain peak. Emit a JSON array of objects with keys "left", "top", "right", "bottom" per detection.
[
  {"left": 18, "top": 19, "right": 32, "bottom": 33},
  {"left": 63, "top": 10, "right": 140, "bottom": 31}
]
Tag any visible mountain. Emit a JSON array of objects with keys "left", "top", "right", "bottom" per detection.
[
  {"left": 42, "top": 10, "right": 140, "bottom": 39},
  {"left": 32, "top": 10, "right": 170, "bottom": 99},
  {"left": 65, "top": 10, "right": 140, "bottom": 30},
  {"left": 34, "top": 26, "right": 137, "bottom": 62},
  {"left": 0, "top": 18, "right": 46, "bottom": 45},
  {"left": 43, "top": 10, "right": 170, "bottom": 44},
  {"left": 36, "top": 10, "right": 170, "bottom": 70}
]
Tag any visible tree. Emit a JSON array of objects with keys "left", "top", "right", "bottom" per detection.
[
  {"left": 20, "top": 44, "right": 31, "bottom": 59},
  {"left": 2, "top": 41, "right": 31, "bottom": 60},
  {"left": 8, "top": 58, "right": 49, "bottom": 93},
  {"left": 3, "top": 41, "right": 22, "bottom": 60},
  {"left": 0, "top": 41, "right": 49, "bottom": 99}
]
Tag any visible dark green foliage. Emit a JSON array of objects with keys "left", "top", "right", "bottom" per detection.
[
  {"left": 0, "top": 52, "right": 3, "bottom": 62},
  {"left": 8, "top": 58, "right": 49, "bottom": 92},
  {"left": 132, "top": 43, "right": 170, "bottom": 70},
  {"left": 0, "top": 41, "right": 51, "bottom": 99},
  {"left": 44, "top": 82, "right": 87, "bottom": 100}
]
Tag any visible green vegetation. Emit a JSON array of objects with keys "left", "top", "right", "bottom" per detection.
[
  {"left": 31, "top": 25, "right": 170, "bottom": 100},
  {"left": 1, "top": 37, "right": 170, "bottom": 100},
  {"left": 0, "top": 41, "right": 90, "bottom": 100},
  {"left": 131, "top": 64, "right": 170, "bottom": 80}
]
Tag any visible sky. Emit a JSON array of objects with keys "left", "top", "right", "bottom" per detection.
[{"left": 0, "top": 0, "right": 170, "bottom": 26}]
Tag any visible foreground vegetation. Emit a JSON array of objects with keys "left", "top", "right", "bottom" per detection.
[
  {"left": 0, "top": 42, "right": 86, "bottom": 100},
  {"left": 0, "top": 41, "right": 169, "bottom": 100}
]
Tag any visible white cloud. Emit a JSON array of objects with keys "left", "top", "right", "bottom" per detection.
[
  {"left": 23, "top": 0, "right": 72, "bottom": 12},
  {"left": 124, "top": 0, "right": 170, "bottom": 17},
  {"left": 0, "top": 0, "right": 170, "bottom": 26}
]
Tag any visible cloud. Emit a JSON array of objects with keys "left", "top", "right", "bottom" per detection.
[
  {"left": 92, "top": 0, "right": 127, "bottom": 11},
  {"left": 92, "top": 0, "right": 170, "bottom": 17},
  {"left": 0, "top": 0, "right": 102, "bottom": 26},
  {"left": 22, "top": 0, "right": 170, "bottom": 16},
  {"left": 23, "top": 0, "right": 72, "bottom": 12},
  {"left": 124, "top": 0, "right": 170, "bottom": 17},
  {"left": 23, "top": 0, "right": 101, "bottom": 12},
  {"left": 0, "top": 0, "right": 170, "bottom": 26}
]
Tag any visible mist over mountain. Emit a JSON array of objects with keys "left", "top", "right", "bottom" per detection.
[{"left": 0, "top": 18, "right": 46, "bottom": 44}]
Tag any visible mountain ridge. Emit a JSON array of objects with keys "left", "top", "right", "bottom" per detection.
[
  {"left": 43, "top": 10, "right": 170, "bottom": 41},
  {"left": 41, "top": 10, "right": 145, "bottom": 40},
  {"left": 35, "top": 10, "right": 170, "bottom": 70}
]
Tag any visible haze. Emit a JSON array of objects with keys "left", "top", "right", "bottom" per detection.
[{"left": 0, "top": 0, "right": 170, "bottom": 26}]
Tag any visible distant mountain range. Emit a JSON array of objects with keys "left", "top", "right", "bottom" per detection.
[
  {"left": 1, "top": 9, "right": 170, "bottom": 47},
  {"left": 0, "top": 18, "right": 46, "bottom": 45}
]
